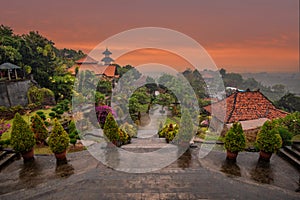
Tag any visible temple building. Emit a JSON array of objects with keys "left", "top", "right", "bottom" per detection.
[{"left": 68, "top": 48, "right": 117, "bottom": 80}]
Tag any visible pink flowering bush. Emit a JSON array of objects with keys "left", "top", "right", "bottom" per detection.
[{"left": 95, "top": 105, "right": 116, "bottom": 128}]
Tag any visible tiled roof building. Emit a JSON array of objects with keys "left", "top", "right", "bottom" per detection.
[{"left": 204, "top": 90, "right": 288, "bottom": 123}]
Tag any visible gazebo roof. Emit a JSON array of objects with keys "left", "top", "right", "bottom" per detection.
[{"left": 0, "top": 62, "right": 21, "bottom": 70}]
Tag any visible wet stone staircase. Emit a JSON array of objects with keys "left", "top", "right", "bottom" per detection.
[
  {"left": 278, "top": 142, "right": 300, "bottom": 171},
  {"left": 0, "top": 149, "right": 20, "bottom": 171}
]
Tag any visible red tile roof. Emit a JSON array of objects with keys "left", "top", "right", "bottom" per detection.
[
  {"left": 68, "top": 64, "right": 116, "bottom": 77},
  {"left": 203, "top": 90, "right": 288, "bottom": 123}
]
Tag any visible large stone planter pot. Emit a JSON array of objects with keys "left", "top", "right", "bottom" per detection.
[
  {"left": 259, "top": 150, "right": 272, "bottom": 161},
  {"left": 226, "top": 150, "right": 238, "bottom": 161},
  {"left": 55, "top": 150, "right": 67, "bottom": 161},
  {"left": 21, "top": 148, "right": 34, "bottom": 163}
]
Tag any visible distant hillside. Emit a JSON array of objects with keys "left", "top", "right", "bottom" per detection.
[{"left": 241, "top": 72, "right": 300, "bottom": 95}]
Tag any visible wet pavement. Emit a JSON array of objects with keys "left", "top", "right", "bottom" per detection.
[{"left": 0, "top": 147, "right": 299, "bottom": 200}]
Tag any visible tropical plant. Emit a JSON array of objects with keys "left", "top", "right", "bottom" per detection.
[
  {"left": 256, "top": 121, "right": 282, "bottom": 153},
  {"left": 10, "top": 113, "right": 35, "bottom": 153},
  {"left": 120, "top": 122, "right": 137, "bottom": 138},
  {"left": 48, "top": 119, "right": 70, "bottom": 154},
  {"left": 31, "top": 114, "right": 48, "bottom": 145},
  {"left": 224, "top": 122, "right": 246, "bottom": 153},
  {"left": 158, "top": 123, "right": 179, "bottom": 143}
]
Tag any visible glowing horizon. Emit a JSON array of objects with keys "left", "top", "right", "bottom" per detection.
[{"left": 1, "top": 0, "right": 299, "bottom": 73}]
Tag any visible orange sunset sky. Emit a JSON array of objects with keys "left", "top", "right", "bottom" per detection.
[{"left": 1, "top": 0, "right": 299, "bottom": 73}]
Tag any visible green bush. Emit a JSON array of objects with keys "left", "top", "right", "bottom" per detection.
[
  {"left": 36, "top": 111, "right": 46, "bottom": 120},
  {"left": 70, "top": 138, "right": 77, "bottom": 146},
  {"left": 120, "top": 122, "right": 137, "bottom": 138},
  {"left": 103, "top": 113, "right": 120, "bottom": 144},
  {"left": 11, "top": 113, "right": 35, "bottom": 153},
  {"left": 158, "top": 123, "right": 179, "bottom": 143},
  {"left": 31, "top": 114, "right": 49, "bottom": 145},
  {"left": 278, "top": 126, "right": 293, "bottom": 146},
  {"left": 224, "top": 122, "right": 246, "bottom": 153},
  {"left": 48, "top": 119, "right": 70, "bottom": 154},
  {"left": 256, "top": 121, "right": 282, "bottom": 153},
  {"left": 49, "top": 112, "right": 56, "bottom": 118}
]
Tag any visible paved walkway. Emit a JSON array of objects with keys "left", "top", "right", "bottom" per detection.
[
  {"left": 1, "top": 106, "right": 299, "bottom": 199},
  {"left": 0, "top": 148, "right": 299, "bottom": 200}
]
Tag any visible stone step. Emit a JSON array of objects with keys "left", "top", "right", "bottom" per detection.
[
  {"left": 278, "top": 148, "right": 300, "bottom": 171},
  {"left": 284, "top": 146, "right": 300, "bottom": 160},
  {"left": 0, "top": 152, "right": 20, "bottom": 172},
  {"left": 0, "top": 151, "right": 8, "bottom": 160},
  {"left": 292, "top": 143, "right": 300, "bottom": 152}
]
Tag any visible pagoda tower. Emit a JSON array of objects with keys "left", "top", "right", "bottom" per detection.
[{"left": 101, "top": 48, "right": 114, "bottom": 65}]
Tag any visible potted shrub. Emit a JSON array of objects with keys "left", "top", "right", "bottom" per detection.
[
  {"left": 224, "top": 122, "right": 246, "bottom": 161},
  {"left": 31, "top": 114, "right": 48, "bottom": 145},
  {"left": 103, "top": 112, "right": 120, "bottom": 146},
  {"left": 48, "top": 119, "right": 70, "bottom": 161},
  {"left": 11, "top": 113, "right": 35, "bottom": 162},
  {"left": 256, "top": 120, "right": 282, "bottom": 161}
]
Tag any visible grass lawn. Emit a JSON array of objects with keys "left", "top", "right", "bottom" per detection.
[{"left": 0, "top": 108, "right": 53, "bottom": 141}]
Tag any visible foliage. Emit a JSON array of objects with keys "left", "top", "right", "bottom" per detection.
[
  {"left": 49, "top": 74, "right": 75, "bottom": 101},
  {"left": 103, "top": 112, "right": 120, "bottom": 144},
  {"left": 48, "top": 119, "right": 70, "bottom": 153},
  {"left": 70, "top": 138, "right": 77, "bottom": 146},
  {"left": 129, "top": 87, "right": 151, "bottom": 115},
  {"left": 120, "top": 122, "right": 137, "bottom": 138},
  {"left": 276, "top": 112, "right": 300, "bottom": 136},
  {"left": 1, "top": 25, "right": 84, "bottom": 102},
  {"left": 31, "top": 114, "right": 48, "bottom": 144},
  {"left": 175, "top": 109, "right": 194, "bottom": 144},
  {"left": 275, "top": 93, "right": 300, "bottom": 112},
  {"left": 158, "top": 123, "right": 179, "bottom": 143},
  {"left": 11, "top": 113, "right": 35, "bottom": 153},
  {"left": 95, "top": 91, "right": 105, "bottom": 105},
  {"left": 256, "top": 121, "right": 282, "bottom": 153},
  {"left": 27, "top": 86, "right": 55, "bottom": 105},
  {"left": 277, "top": 126, "right": 293, "bottom": 146},
  {"left": 0, "top": 119, "right": 10, "bottom": 139},
  {"left": 224, "top": 122, "right": 246, "bottom": 153},
  {"left": 96, "top": 105, "right": 116, "bottom": 128}
]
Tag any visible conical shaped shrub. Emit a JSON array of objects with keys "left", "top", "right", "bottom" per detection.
[
  {"left": 224, "top": 122, "right": 246, "bottom": 153},
  {"left": 31, "top": 114, "right": 48, "bottom": 145},
  {"left": 11, "top": 113, "right": 35, "bottom": 153},
  {"left": 48, "top": 119, "right": 70, "bottom": 154},
  {"left": 103, "top": 112, "right": 120, "bottom": 143}
]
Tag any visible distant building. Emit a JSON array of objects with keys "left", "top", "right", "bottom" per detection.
[
  {"left": 203, "top": 90, "right": 288, "bottom": 142},
  {"left": 68, "top": 48, "right": 117, "bottom": 80},
  {"left": 101, "top": 48, "right": 114, "bottom": 65}
]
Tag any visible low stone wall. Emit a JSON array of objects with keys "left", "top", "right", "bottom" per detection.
[{"left": 0, "top": 80, "right": 31, "bottom": 107}]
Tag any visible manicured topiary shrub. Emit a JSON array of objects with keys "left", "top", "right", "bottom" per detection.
[
  {"left": 31, "top": 114, "right": 48, "bottom": 145},
  {"left": 103, "top": 112, "right": 120, "bottom": 145},
  {"left": 256, "top": 121, "right": 282, "bottom": 153},
  {"left": 11, "top": 113, "right": 35, "bottom": 153},
  {"left": 48, "top": 119, "right": 70, "bottom": 154},
  {"left": 224, "top": 122, "right": 246, "bottom": 153}
]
